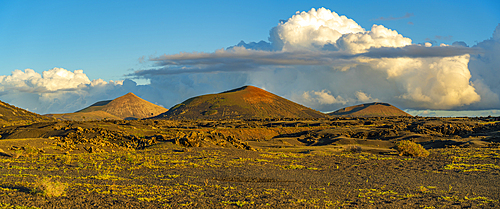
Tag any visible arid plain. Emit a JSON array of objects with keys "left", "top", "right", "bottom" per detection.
[{"left": 0, "top": 86, "right": 499, "bottom": 208}]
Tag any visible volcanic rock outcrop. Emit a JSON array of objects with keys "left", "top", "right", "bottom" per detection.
[
  {"left": 329, "top": 102, "right": 411, "bottom": 117},
  {"left": 154, "top": 86, "right": 328, "bottom": 120}
]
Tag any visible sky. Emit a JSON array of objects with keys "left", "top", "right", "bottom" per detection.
[{"left": 0, "top": 0, "right": 499, "bottom": 116}]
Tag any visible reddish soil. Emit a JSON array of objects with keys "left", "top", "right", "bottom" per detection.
[
  {"left": 240, "top": 86, "right": 275, "bottom": 104},
  {"left": 155, "top": 86, "right": 327, "bottom": 119}
]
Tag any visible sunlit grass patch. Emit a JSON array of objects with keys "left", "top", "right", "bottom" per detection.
[
  {"left": 2, "top": 173, "right": 38, "bottom": 178},
  {"left": 0, "top": 203, "right": 41, "bottom": 209},
  {"left": 464, "top": 196, "right": 499, "bottom": 204},
  {"left": 259, "top": 153, "right": 279, "bottom": 159},
  {"left": 418, "top": 185, "right": 437, "bottom": 193},
  {"left": 478, "top": 121, "right": 499, "bottom": 125},
  {"left": 9, "top": 165, "right": 30, "bottom": 170},
  {"left": 285, "top": 164, "right": 304, "bottom": 169},
  {"left": 138, "top": 196, "right": 159, "bottom": 202},
  {"left": 338, "top": 152, "right": 397, "bottom": 161},
  {"left": 259, "top": 152, "right": 305, "bottom": 159},
  {"left": 292, "top": 198, "right": 320, "bottom": 205},
  {"left": 221, "top": 200, "right": 254, "bottom": 207},
  {"left": 282, "top": 164, "right": 305, "bottom": 169},
  {"left": 441, "top": 195, "right": 498, "bottom": 205},
  {"left": 0, "top": 187, "right": 18, "bottom": 192},
  {"left": 75, "top": 180, "right": 206, "bottom": 203},
  {"left": 89, "top": 173, "right": 127, "bottom": 181},
  {"left": 441, "top": 148, "right": 500, "bottom": 160},
  {"left": 255, "top": 158, "right": 271, "bottom": 162},
  {"left": 357, "top": 188, "right": 398, "bottom": 198},
  {"left": 444, "top": 163, "right": 500, "bottom": 172}
]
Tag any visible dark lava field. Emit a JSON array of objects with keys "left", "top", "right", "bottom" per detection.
[{"left": 0, "top": 116, "right": 499, "bottom": 208}]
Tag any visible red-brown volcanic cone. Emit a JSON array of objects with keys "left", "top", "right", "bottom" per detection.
[
  {"left": 76, "top": 93, "right": 168, "bottom": 120},
  {"left": 153, "top": 86, "right": 328, "bottom": 120}
]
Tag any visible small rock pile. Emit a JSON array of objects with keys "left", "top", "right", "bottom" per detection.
[{"left": 174, "top": 131, "right": 255, "bottom": 150}]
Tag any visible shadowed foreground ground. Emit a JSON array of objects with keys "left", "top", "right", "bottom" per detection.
[
  {"left": 0, "top": 145, "right": 499, "bottom": 208},
  {"left": 0, "top": 117, "right": 499, "bottom": 208}
]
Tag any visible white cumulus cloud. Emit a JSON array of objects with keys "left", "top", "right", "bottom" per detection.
[
  {"left": 336, "top": 24, "right": 412, "bottom": 53},
  {"left": 0, "top": 68, "right": 131, "bottom": 113},
  {"left": 355, "top": 91, "right": 378, "bottom": 103},
  {"left": 269, "top": 7, "right": 364, "bottom": 51},
  {"left": 0, "top": 68, "right": 92, "bottom": 92},
  {"left": 300, "top": 90, "right": 348, "bottom": 105}
]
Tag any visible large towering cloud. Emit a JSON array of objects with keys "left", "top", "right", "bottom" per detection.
[
  {"left": 467, "top": 23, "right": 500, "bottom": 110},
  {"left": 269, "top": 8, "right": 364, "bottom": 51},
  {"left": 1, "top": 8, "right": 499, "bottom": 114},
  {"left": 132, "top": 8, "right": 490, "bottom": 111}
]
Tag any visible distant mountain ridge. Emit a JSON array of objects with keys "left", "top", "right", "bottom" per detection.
[
  {"left": 0, "top": 100, "right": 55, "bottom": 126},
  {"left": 153, "top": 86, "right": 328, "bottom": 120},
  {"left": 45, "top": 111, "right": 122, "bottom": 121},
  {"left": 329, "top": 102, "right": 411, "bottom": 117},
  {"left": 46, "top": 93, "right": 168, "bottom": 121}
]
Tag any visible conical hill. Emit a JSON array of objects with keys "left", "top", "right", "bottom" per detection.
[
  {"left": 77, "top": 93, "right": 168, "bottom": 120},
  {"left": 328, "top": 102, "right": 411, "bottom": 117},
  {"left": 47, "top": 93, "right": 168, "bottom": 121},
  {"left": 153, "top": 86, "right": 328, "bottom": 120}
]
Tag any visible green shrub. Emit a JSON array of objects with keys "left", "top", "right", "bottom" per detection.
[
  {"left": 395, "top": 140, "right": 429, "bottom": 157},
  {"left": 32, "top": 177, "right": 67, "bottom": 197},
  {"left": 203, "top": 110, "right": 218, "bottom": 115}
]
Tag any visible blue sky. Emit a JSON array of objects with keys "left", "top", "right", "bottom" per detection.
[
  {"left": 0, "top": 0, "right": 499, "bottom": 116},
  {"left": 1, "top": 0, "right": 498, "bottom": 81}
]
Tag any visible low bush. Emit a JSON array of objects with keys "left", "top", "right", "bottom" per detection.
[
  {"left": 395, "top": 140, "right": 429, "bottom": 157},
  {"left": 343, "top": 145, "right": 362, "bottom": 153},
  {"left": 32, "top": 176, "right": 67, "bottom": 197}
]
